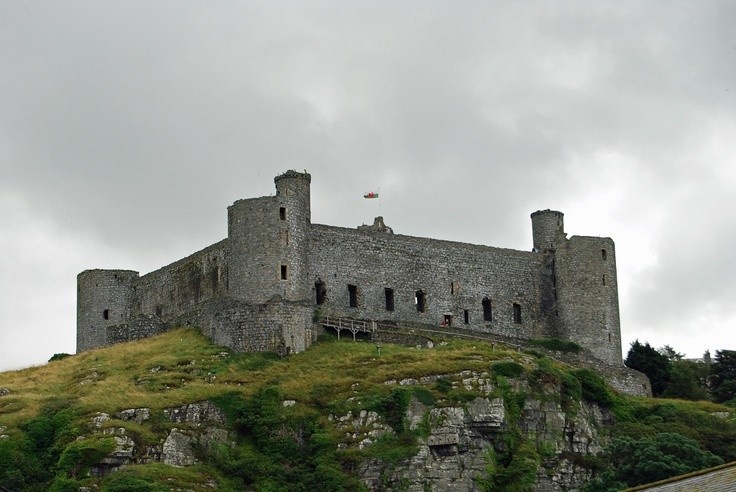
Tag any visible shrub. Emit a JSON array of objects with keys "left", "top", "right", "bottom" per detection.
[
  {"left": 102, "top": 473, "right": 168, "bottom": 492},
  {"left": 572, "top": 369, "right": 613, "bottom": 407},
  {"left": 48, "top": 353, "right": 72, "bottom": 362},
  {"left": 57, "top": 437, "right": 116, "bottom": 479},
  {"left": 529, "top": 339, "right": 581, "bottom": 353},
  {"left": 435, "top": 377, "right": 452, "bottom": 394},
  {"left": 492, "top": 361, "right": 524, "bottom": 378}
]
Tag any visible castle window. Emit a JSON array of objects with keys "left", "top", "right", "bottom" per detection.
[
  {"left": 348, "top": 284, "right": 358, "bottom": 308},
  {"left": 280, "top": 265, "right": 288, "bottom": 280},
  {"left": 464, "top": 309, "right": 470, "bottom": 324},
  {"left": 482, "top": 297, "right": 492, "bottom": 322},
  {"left": 103, "top": 309, "right": 109, "bottom": 320},
  {"left": 513, "top": 303, "right": 522, "bottom": 324},
  {"left": 443, "top": 314, "right": 453, "bottom": 327},
  {"left": 451, "top": 281, "right": 460, "bottom": 295},
  {"left": 601, "top": 249, "right": 607, "bottom": 260},
  {"left": 315, "top": 279, "right": 326, "bottom": 305},
  {"left": 279, "top": 207, "right": 286, "bottom": 220},
  {"left": 385, "top": 288, "right": 395, "bottom": 311},
  {"left": 415, "top": 290, "right": 427, "bottom": 313},
  {"left": 602, "top": 274, "right": 606, "bottom": 286}
]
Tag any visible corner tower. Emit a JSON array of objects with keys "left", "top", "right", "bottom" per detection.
[
  {"left": 77, "top": 269, "right": 138, "bottom": 352},
  {"left": 531, "top": 209, "right": 565, "bottom": 251},
  {"left": 227, "top": 170, "right": 312, "bottom": 303}
]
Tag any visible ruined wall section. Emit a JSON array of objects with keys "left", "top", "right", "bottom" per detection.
[
  {"left": 555, "top": 236, "right": 622, "bottom": 365},
  {"left": 132, "top": 240, "right": 228, "bottom": 322},
  {"left": 309, "top": 225, "right": 554, "bottom": 340},
  {"left": 77, "top": 270, "right": 139, "bottom": 352},
  {"left": 193, "top": 298, "right": 314, "bottom": 355}
]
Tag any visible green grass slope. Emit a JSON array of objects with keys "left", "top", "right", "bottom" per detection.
[{"left": 1, "top": 328, "right": 735, "bottom": 491}]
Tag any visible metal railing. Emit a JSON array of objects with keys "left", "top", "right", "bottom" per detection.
[{"left": 320, "top": 316, "right": 377, "bottom": 340}]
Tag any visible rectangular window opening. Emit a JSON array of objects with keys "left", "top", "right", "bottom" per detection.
[
  {"left": 451, "top": 281, "right": 460, "bottom": 295},
  {"left": 280, "top": 265, "right": 288, "bottom": 280},
  {"left": 415, "top": 290, "right": 427, "bottom": 313},
  {"left": 601, "top": 249, "right": 607, "bottom": 260},
  {"left": 464, "top": 309, "right": 470, "bottom": 324},
  {"left": 602, "top": 274, "right": 606, "bottom": 286},
  {"left": 385, "top": 288, "right": 395, "bottom": 311},
  {"left": 513, "top": 303, "right": 522, "bottom": 324},
  {"left": 315, "top": 279, "right": 326, "bottom": 305},
  {"left": 348, "top": 284, "right": 358, "bottom": 308},
  {"left": 482, "top": 297, "right": 493, "bottom": 322},
  {"left": 279, "top": 207, "right": 286, "bottom": 221}
]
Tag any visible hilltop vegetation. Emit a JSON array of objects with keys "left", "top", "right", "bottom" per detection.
[{"left": 1, "top": 329, "right": 735, "bottom": 491}]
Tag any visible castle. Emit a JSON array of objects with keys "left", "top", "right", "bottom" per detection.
[{"left": 78, "top": 170, "right": 648, "bottom": 394}]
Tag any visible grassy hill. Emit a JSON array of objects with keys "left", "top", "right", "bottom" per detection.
[{"left": 1, "top": 328, "right": 735, "bottom": 491}]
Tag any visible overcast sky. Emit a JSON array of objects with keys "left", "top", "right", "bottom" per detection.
[{"left": 1, "top": 1, "right": 735, "bottom": 371}]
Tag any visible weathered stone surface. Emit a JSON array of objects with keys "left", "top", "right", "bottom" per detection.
[
  {"left": 90, "top": 428, "right": 136, "bottom": 476},
  {"left": 355, "top": 383, "right": 611, "bottom": 491},
  {"left": 163, "top": 401, "right": 226, "bottom": 426},
  {"left": 91, "top": 412, "right": 110, "bottom": 429},
  {"left": 466, "top": 397, "right": 505, "bottom": 429},
  {"left": 117, "top": 407, "right": 151, "bottom": 423},
  {"left": 162, "top": 428, "right": 197, "bottom": 467}
]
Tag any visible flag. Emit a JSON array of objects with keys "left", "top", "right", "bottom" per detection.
[{"left": 364, "top": 192, "right": 379, "bottom": 199}]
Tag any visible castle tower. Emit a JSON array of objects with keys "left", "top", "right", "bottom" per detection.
[
  {"left": 227, "top": 170, "right": 312, "bottom": 303},
  {"left": 77, "top": 269, "right": 138, "bottom": 352},
  {"left": 531, "top": 209, "right": 565, "bottom": 251},
  {"left": 554, "top": 237, "right": 623, "bottom": 365}
]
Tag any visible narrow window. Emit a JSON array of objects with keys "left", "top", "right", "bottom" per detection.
[
  {"left": 443, "top": 314, "right": 453, "bottom": 327},
  {"left": 602, "top": 274, "right": 606, "bottom": 286},
  {"left": 415, "top": 290, "right": 427, "bottom": 313},
  {"left": 279, "top": 207, "right": 286, "bottom": 220},
  {"left": 103, "top": 309, "right": 110, "bottom": 320},
  {"left": 348, "top": 284, "right": 358, "bottom": 308},
  {"left": 513, "top": 303, "right": 522, "bottom": 324},
  {"left": 315, "top": 279, "right": 326, "bottom": 305},
  {"left": 601, "top": 249, "right": 607, "bottom": 260},
  {"left": 280, "top": 265, "right": 288, "bottom": 280},
  {"left": 482, "top": 297, "right": 492, "bottom": 322},
  {"left": 464, "top": 309, "right": 470, "bottom": 324},
  {"left": 451, "top": 281, "right": 460, "bottom": 295},
  {"left": 385, "top": 288, "right": 395, "bottom": 311}
]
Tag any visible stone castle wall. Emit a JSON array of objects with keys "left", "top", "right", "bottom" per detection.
[{"left": 308, "top": 224, "right": 553, "bottom": 340}]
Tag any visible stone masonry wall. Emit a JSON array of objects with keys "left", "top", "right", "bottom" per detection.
[
  {"left": 308, "top": 224, "right": 555, "bottom": 341},
  {"left": 194, "top": 298, "right": 314, "bottom": 355},
  {"left": 555, "top": 236, "right": 622, "bottom": 365},
  {"left": 77, "top": 270, "right": 139, "bottom": 352},
  {"left": 132, "top": 240, "right": 228, "bottom": 320}
]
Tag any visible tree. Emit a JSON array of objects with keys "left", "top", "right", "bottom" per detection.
[
  {"left": 661, "top": 359, "right": 710, "bottom": 401},
  {"left": 585, "top": 433, "right": 723, "bottom": 490},
  {"left": 710, "top": 350, "right": 736, "bottom": 404},
  {"left": 625, "top": 340, "right": 671, "bottom": 396},
  {"left": 658, "top": 345, "right": 684, "bottom": 361}
]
